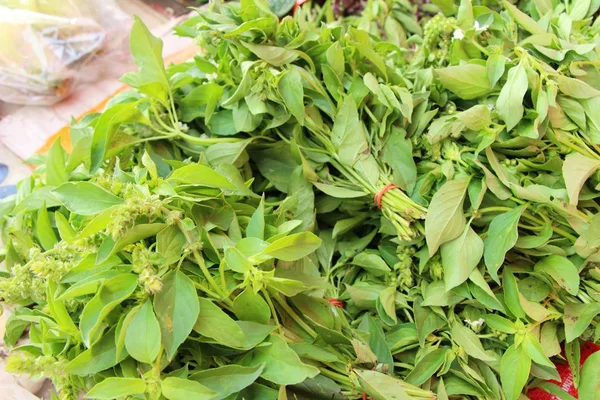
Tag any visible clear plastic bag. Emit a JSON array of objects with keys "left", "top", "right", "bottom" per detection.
[{"left": 0, "top": 0, "right": 132, "bottom": 105}]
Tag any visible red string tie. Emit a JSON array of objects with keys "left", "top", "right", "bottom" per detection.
[
  {"left": 293, "top": 0, "right": 309, "bottom": 13},
  {"left": 328, "top": 298, "right": 345, "bottom": 308},
  {"left": 373, "top": 183, "right": 398, "bottom": 210}
]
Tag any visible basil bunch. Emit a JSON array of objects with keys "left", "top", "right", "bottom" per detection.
[{"left": 1, "top": 0, "right": 600, "bottom": 399}]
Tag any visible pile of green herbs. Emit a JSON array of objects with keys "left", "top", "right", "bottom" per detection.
[{"left": 1, "top": 0, "right": 600, "bottom": 399}]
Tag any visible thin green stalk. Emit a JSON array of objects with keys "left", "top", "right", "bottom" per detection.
[
  {"left": 318, "top": 367, "right": 353, "bottom": 386},
  {"left": 180, "top": 226, "right": 232, "bottom": 306},
  {"left": 573, "top": 132, "right": 600, "bottom": 159},
  {"left": 176, "top": 132, "right": 244, "bottom": 144},
  {"left": 192, "top": 281, "right": 222, "bottom": 301},
  {"left": 476, "top": 206, "right": 578, "bottom": 242},
  {"left": 553, "top": 131, "right": 599, "bottom": 160},
  {"left": 262, "top": 289, "right": 283, "bottom": 335},
  {"left": 168, "top": 93, "right": 179, "bottom": 127},
  {"left": 140, "top": 135, "right": 175, "bottom": 143},
  {"left": 393, "top": 362, "right": 415, "bottom": 370},
  {"left": 151, "top": 102, "right": 178, "bottom": 134},
  {"left": 272, "top": 293, "right": 353, "bottom": 367},
  {"left": 272, "top": 293, "right": 317, "bottom": 338},
  {"left": 470, "top": 39, "right": 490, "bottom": 56},
  {"left": 153, "top": 344, "right": 164, "bottom": 377},
  {"left": 219, "top": 261, "right": 228, "bottom": 297}
]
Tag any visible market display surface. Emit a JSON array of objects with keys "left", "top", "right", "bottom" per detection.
[{"left": 1, "top": 0, "right": 600, "bottom": 399}]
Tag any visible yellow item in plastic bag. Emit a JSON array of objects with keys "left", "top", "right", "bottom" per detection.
[{"left": 0, "top": 0, "right": 131, "bottom": 105}]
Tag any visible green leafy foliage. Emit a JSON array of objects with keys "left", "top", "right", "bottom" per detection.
[{"left": 2, "top": 1, "right": 600, "bottom": 400}]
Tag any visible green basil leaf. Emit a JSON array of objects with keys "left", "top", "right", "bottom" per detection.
[
  {"left": 523, "top": 334, "right": 555, "bottom": 368},
  {"left": 190, "top": 364, "right": 265, "bottom": 400},
  {"left": 241, "top": 334, "right": 319, "bottom": 385},
  {"left": 66, "top": 328, "right": 128, "bottom": 375},
  {"left": 86, "top": 377, "right": 146, "bottom": 399},
  {"left": 556, "top": 75, "right": 600, "bottom": 99},
  {"left": 533, "top": 255, "right": 580, "bottom": 295},
  {"left": 154, "top": 270, "right": 200, "bottom": 359},
  {"left": 246, "top": 197, "right": 265, "bottom": 240},
  {"left": 46, "top": 140, "right": 69, "bottom": 186},
  {"left": 425, "top": 178, "right": 469, "bottom": 256},
  {"left": 441, "top": 225, "right": 484, "bottom": 291},
  {"left": 233, "top": 287, "right": 271, "bottom": 325},
  {"left": 564, "top": 303, "right": 600, "bottom": 342},
  {"left": 54, "top": 212, "right": 75, "bottom": 243},
  {"left": 451, "top": 322, "right": 495, "bottom": 362},
  {"left": 355, "top": 369, "right": 413, "bottom": 400},
  {"left": 436, "top": 64, "right": 492, "bottom": 100},
  {"left": 128, "top": 17, "right": 170, "bottom": 100},
  {"left": 168, "top": 164, "right": 237, "bottom": 190},
  {"left": 261, "top": 231, "right": 321, "bottom": 261},
  {"left": 156, "top": 225, "right": 186, "bottom": 265},
  {"left": 53, "top": 182, "right": 123, "bottom": 216},
  {"left": 330, "top": 96, "right": 368, "bottom": 167},
  {"left": 194, "top": 298, "right": 247, "bottom": 348},
  {"left": 161, "top": 377, "right": 218, "bottom": 400},
  {"left": 579, "top": 351, "right": 600, "bottom": 400},
  {"left": 35, "top": 204, "right": 58, "bottom": 251},
  {"left": 502, "top": 268, "right": 526, "bottom": 320},
  {"left": 485, "top": 314, "right": 517, "bottom": 334},
  {"left": 382, "top": 128, "right": 417, "bottom": 193},
  {"left": 503, "top": 0, "right": 545, "bottom": 34},
  {"left": 483, "top": 206, "right": 524, "bottom": 283},
  {"left": 278, "top": 69, "right": 304, "bottom": 124},
  {"left": 405, "top": 348, "right": 446, "bottom": 386},
  {"left": 496, "top": 62, "right": 529, "bottom": 131},
  {"left": 79, "top": 274, "right": 138, "bottom": 347},
  {"left": 89, "top": 102, "right": 146, "bottom": 172},
  {"left": 125, "top": 300, "right": 161, "bottom": 364},
  {"left": 97, "top": 223, "right": 166, "bottom": 264},
  {"left": 486, "top": 54, "right": 505, "bottom": 88},
  {"left": 500, "top": 344, "right": 531, "bottom": 400}
]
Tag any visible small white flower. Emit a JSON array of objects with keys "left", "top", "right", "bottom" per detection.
[
  {"left": 487, "top": 104, "right": 495, "bottom": 111},
  {"left": 453, "top": 28, "right": 465, "bottom": 41},
  {"left": 177, "top": 122, "right": 189, "bottom": 132},
  {"left": 474, "top": 20, "right": 488, "bottom": 32},
  {"left": 205, "top": 72, "right": 218, "bottom": 81},
  {"left": 506, "top": 57, "right": 512, "bottom": 62},
  {"left": 465, "top": 318, "right": 485, "bottom": 328}
]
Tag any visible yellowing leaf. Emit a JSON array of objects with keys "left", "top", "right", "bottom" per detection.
[{"left": 562, "top": 152, "right": 600, "bottom": 205}]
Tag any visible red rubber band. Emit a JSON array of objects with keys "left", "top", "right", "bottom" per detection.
[
  {"left": 293, "top": 0, "right": 309, "bottom": 13},
  {"left": 362, "top": 393, "right": 367, "bottom": 400},
  {"left": 328, "top": 298, "right": 345, "bottom": 308},
  {"left": 373, "top": 183, "right": 398, "bottom": 210}
]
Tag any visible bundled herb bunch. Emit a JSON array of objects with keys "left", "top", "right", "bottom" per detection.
[{"left": 1, "top": 0, "right": 600, "bottom": 399}]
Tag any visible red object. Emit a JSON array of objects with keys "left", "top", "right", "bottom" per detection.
[
  {"left": 328, "top": 298, "right": 345, "bottom": 308},
  {"left": 293, "top": 0, "right": 309, "bottom": 13},
  {"left": 373, "top": 183, "right": 398, "bottom": 210},
  {"left": 527, "top": 341, "right": 600, "bottom": 400}
]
